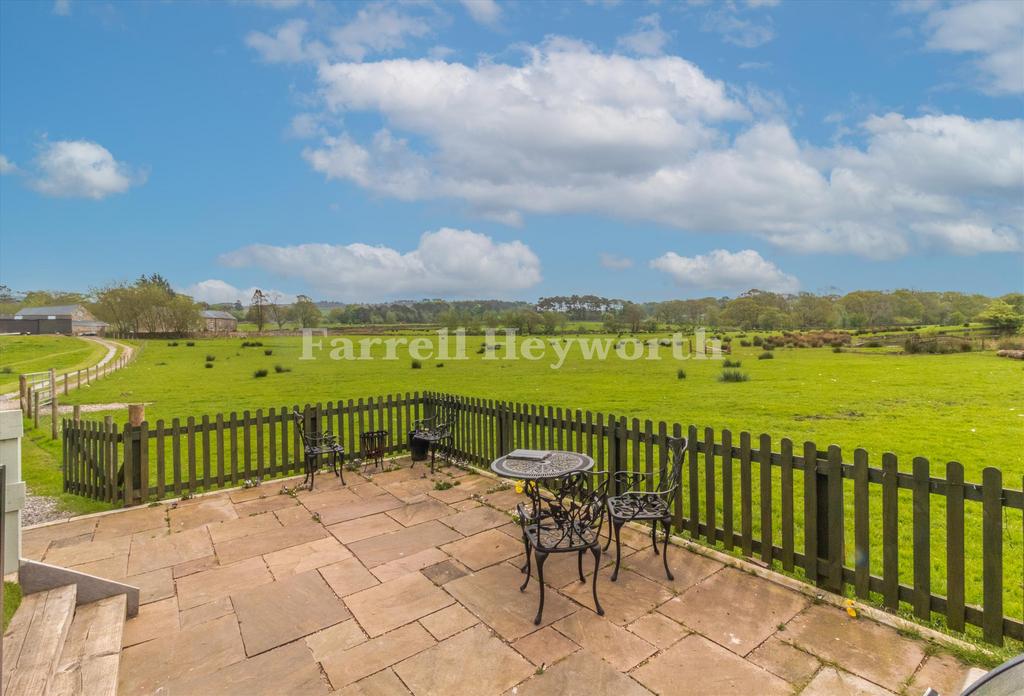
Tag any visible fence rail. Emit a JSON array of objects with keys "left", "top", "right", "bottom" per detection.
[{"left": 62, "top": 390, "right": 1023, "bottom": 646}]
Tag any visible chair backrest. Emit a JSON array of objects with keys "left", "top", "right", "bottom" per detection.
[
  {"left": 360, "top": 430, "right": 387, "bottom": 455},
  {"left": 658, "top": 436, "right": 688, "bottom": 495},
  {"left": 292, "top": 408, "right": 309, "bottom": 443},
  {"left": 534, "top": 471, "right": 608, "bottom": 549}
]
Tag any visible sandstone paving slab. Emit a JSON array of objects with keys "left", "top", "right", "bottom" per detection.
[
  {"left": 263, "top": 536, "right": 352, "bottom": 578},
  {"left": 22, "top": 517, "right": 97, "bottom": 546},
  {"left": 328, "top": 513, "right": 402, "bottom": 543},
  {"left": 394, "top": 624, "right": 534, "bottom": 696},
  {"left": 369, "top": 465, "right": 425, "bottom": 487},
  {"left": 299, "top": 487, "right": 361, "bottom": 513},
  {"left": 748, "top": 635, "right": 820, "bottom": 685},
  {"left": 92, "top": 505, "right": 167, "bottom": 540},
  {"left": 312, "top": 494, "right": 405, "bottom": 526},
  {"left": 337, "top": 668, "right": 412, "bottom": 696},
  {"left": 371, "top": 547, "right": 449, "bottom": 582},
  {"left": 69, "top": 553, "right": 128, "bottom": 580},
  {"left": 205, "top": 511, "right": 282, "bottom": 544},
  {"left": 908, "top": 653, "right": 979, "bottom": 696},
  {"left": 176, "top": 556, "right": 273, "bottom": 610},
  {"left": 657, "top": 566, "right": 807, "bottom": 655},
  {"left": 508, "top": 547, "right": 629, "bottom": 589},
  {"left": 125, "top": 566, "right": 174, "bottom": 604},
  {"left": 441, "top": 528, "right": 522, "bottom": 570},
  {"left": 421, "top": 558, "right": 472, "bottom": 585},
  {"left": 563, "top": 568, "right": 672, "bottom": 626},
  {"left": 233, "top": 569, "right": 352, "bottom": 656},
  {"left": 383, "top": 477, "right": 436, "bottom": 502},
  {"left": 350, "top": 481, "right": 389, "bottom": 500},
  {"left": 214, "top": 520, "right": 328, "bottom": 565},
  {"left": 122, "top": 596, "right": 178, "bottom": 648},
  {"left": 275, "top": 503, "right": 316, "bottom": 525},
  {"left": 445, "top": 563, "right": 577, "bottom": 640},
  {"left": 386, "top": 498, "right": 453, "bottom": 527},
  {"left": 44, "top": 534, "right": 129, "bottom": 567},
  {"left": 784, "top": 604, "right": 926, "bottom": 692},
  {"left": 632, "top": 633, "right": 791, "bottom": 696},
  {"left": 173, "top": 554, "right": 218, "bottom": 578},
  {"left": 511, "top": 625, "right": 579, "bottom": 667},
  {"left": 118, "top": 613, "right": 245, "bottom": 696},
  {"left": 442, "top": 505, "right": 512, "bottom": 536},
  {"left": 552, "top": 610, "right": 656, "bottom": 672},
  {"left": 179, "top": 596, "right": 234, "bottom": 630},
  {"left": 234, "top": 493, "right": 298, "bottom": 516},
  {"left": 452, "top": 499, "right": 482, "bottom": 511},
  {"left": 126, "top": 525, "right": 213, "bottom": 575},
  {"left": 344, "top": 570, "right": 454, "bottom": 637},
  {"left": 625, "top": 612, "right": 688, "bottom": 650},
  {"left": 479, "top": 488, "right": 527, "bottom": 512},
  {"left": 620, "top": 544, "right": 723, "bottom": 593},
  {"left": 419, "top": 603, "right": 479, "bottom": 640},
  {"left": 347, "top": 520, "right": 462, "bottom": 568},
  {"left": 170, "top": 639, "right": 331, "bottom": 695},
  {"left": 320, "top": 557, "right": 380, "bottom": 597},
  {"left": 509, "top": 651, "right": 653, "bottom": 696},
  {"left": 319, "top": 622, "right": 436, "bottom": 688},
  {"left": 800, "top": 667, "right": 894, "bottom": 696},
  {"left": 168, "top": 495, "right": 238, "bottom": 532},
  {"left": 305, "top": 619, "right": 367, "bottom": 662}
]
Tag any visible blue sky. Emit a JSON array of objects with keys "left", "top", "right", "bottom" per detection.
[{"left": 0, "top": 0, "right": 1021, "bottom": 304}]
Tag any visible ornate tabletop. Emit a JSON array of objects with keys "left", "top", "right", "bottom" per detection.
[{"left": 490, "top": 449, "right": 594, "bottom": 480}]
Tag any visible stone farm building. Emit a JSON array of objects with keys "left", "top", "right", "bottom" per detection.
[
  {"left": 201, "top": 309, "right": 238, "bottom": 333},
  {"left": 0, "top": 304, "right": 109, "bottom": 336}
]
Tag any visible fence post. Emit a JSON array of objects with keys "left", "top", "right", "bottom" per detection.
[
  {"left": 49, "top": 369, "right": 58, "bottom": 440},
  {"left": 33, "top": 391, "right": 39, "bottom": 429},
  {"left": 128, "top": 405, "right": 145, "bottom": 505},
  {"left": 18, "top": 374, "right": 26, "bottom": 413}
]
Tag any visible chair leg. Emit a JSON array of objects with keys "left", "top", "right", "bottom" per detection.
[
  {"left": 611, "top": 519, "right": 624, "bottom": 582},
  {"left": 651, "top": 519, "right": 660, "bottom": 556},
  {"left": 590, "top": 545, "right": 604, "bottom": 616},
  {"left": 520, "top": 539, "right": 533, "bottom": 590},
  {"left": 577, "top": 549, "right": 585, "bottom": 583},
  {"left": 337, "top": 452, "right": 346, "bottom": 486},
  {"left": 533, "top": 550, "right": 548, "bottom": 625},
  {"left": 603, "top": 503, "right": 614, "bottom": 551},
  {"left": 662, "top": 517, "right": 674, "bottom": 581}
]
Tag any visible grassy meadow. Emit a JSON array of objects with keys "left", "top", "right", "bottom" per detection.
[
  {"left": 0, "top": 335, "right": 107, "bottom": 394},
  {"left": 11, "top": 332, "right": 1024, "bottom": 645}
]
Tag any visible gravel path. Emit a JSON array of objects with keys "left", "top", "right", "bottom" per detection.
[{"left": 21, "top": 492, "right": 73, "bottom": 526}]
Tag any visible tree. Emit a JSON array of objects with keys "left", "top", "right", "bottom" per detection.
[
  {"left": 618, "top": 302, "right": 645, "bottom": 333},
  {"left": 265, "top": 293, "right": 289, "bottom": 329},
  {"left": 250, "top": 289, "right": 268, "bottom": 332},
  {"left": 289, "top": 295, "right": 321, "bottom": 328},
  {"left": 976, "top": 300, "right": 1023, "bottom": 333},
  {"left": 92, "top": 276, "right": 202, "bottom": 335}
]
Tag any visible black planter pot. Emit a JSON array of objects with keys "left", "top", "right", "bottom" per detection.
[{"left": 408, "top": 431, "right": 430, "bottom": 461}]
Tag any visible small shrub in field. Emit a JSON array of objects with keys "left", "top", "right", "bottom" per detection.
[
  {"left": 758, "top": 351, "right": 774, "bottom": 360},
  {"left": 411, "top": 360, "right": 422, "bottom": 369},
  {"left": 719, "top": 370, "right": 749, "bottom": 382},
  {"left": 752, "top": 336, "right": 763, "bottom": 346},
  {"left": 436, "top": 362, "right": 445, "bottom": 368},
  {"left": 264, "top": 349, "right": 273, "bottom": 356},
  {"left": 205, "top": 362, "right": 214, "bottom": 368},
  {"left": 167, "top": 341, "right": 178, "bottom": 347},
  {"left": 864, "top": 340, "right": 883, "bottom": 348},
  {"left": 186, "top": 341, "right": 195, "bottom": 347},
  {"left": 253, "top": 369, "right": 268, "bottom": 378},
  {"left": 833, "top": 347, "right": 843, "bottom": 353},
  {"left": 274, "top": 365, "right": 291, "bottom": 373},
  {"left": 476, "top": 345, "right": 486, "bottom": 354},
  {"left": 740, "top": 340, "right": 752, "bottom": 347},
  {"left": 959, "top": 341, "right": 972, "bottom": 352},
  {"left": 722, "top": 359, "right": 741, "bottom": 368},
  {"left": 242, "top": 341, "right": 264, "bottom": 348},
  {"left": 0, "top": 366, "right": 11, "bottom": 374},
  {"left": 205, "top": 355, "right": 215, "bottom": 362},
  {"left": 676, "top": 368, "right": 686, "bottom": 380}
]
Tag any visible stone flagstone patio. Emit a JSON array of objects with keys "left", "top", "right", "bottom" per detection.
[{"left": 21, "top": 457, "right": 982, "bottom": 695}]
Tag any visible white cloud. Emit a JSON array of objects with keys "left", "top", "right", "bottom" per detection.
[
  {"left": 651, "top": 249, "right": 799, "bottom": 293},
  {"left": 912, "top": 221, "right": 1022, "bottom": 255},
  {"left": 0, "top": 155, "right": 16, "bottom": 174},
  {"left": 330, "top": 4, "right": 432, "bottom": 61},
  {"left": 460, "top": 0, "right": 501, "bottom": 26},
  {"left": 287, "top": 40, "right": 1022, "bottom": 259},
  {"left": 701, "top": 6, "right": 775, "bottom": 48},
  {"left": 600, "top": 253, "right": 634, "bottom": 270},
  {"left": 182, "top": 280, "right": 296, "bottom": 305},
  {"left": 218, "top": 228, "right": 541, "bottom": 301},
  {"left": 246, "top": 18, "right": 321, "bottom": 64},
  {"left": 287, "top": 113, "right": 325, "bottom": 139},
  {"left": 53, "top": 0, "right": 71, "bottom": 16},
  {"left": 30, "top": 140, "right": 142, "bottom": 199},
  {"left": 918, "top": 0, "right": 1024, "bottom": 94},
  {"left": 617, "top": 14, "right": 669, "bottom": 56}
]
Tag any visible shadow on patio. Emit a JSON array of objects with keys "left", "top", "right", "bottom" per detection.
[{"left": 20, "top": 457, "right": 981, "bottom": 695}]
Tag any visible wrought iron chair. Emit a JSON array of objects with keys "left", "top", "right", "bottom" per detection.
[
  {"left": 410, "top": 418, "right": 454, "bottom": 473},
  {"left": 517, "top": 471, "right": 608, "bottom": 625},
  {"left": 604, "top": 436, "right": 687, "bottom": 582},
  {"left": 359, "top": 430, "right": 388, "bottom": 470},
  {"left": 292, "top": 408, "right": 345, "bottom": 489}
]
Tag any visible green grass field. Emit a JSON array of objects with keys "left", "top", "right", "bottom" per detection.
[
  {"left": 0, "top": 335, "right": 107, "bottom": 394},
  {"left": 14, "top": 332, "right": 1024, "bottom": 644}
]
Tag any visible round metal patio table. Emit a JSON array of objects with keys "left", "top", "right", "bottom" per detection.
[{"left": 490, "top": 450, "right": 594, "bottom": 515}]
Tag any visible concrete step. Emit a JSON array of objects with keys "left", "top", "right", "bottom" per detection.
[
  {"left": 49, "top": 593, "right": 127, "bottom": 696},
  {"left": 2, "top": 584, "right": 77, "bottom": 696}
]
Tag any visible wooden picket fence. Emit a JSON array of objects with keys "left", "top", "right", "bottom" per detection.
[{"left": 62, "top": 390, "right": 1023, "bottom": 646}]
